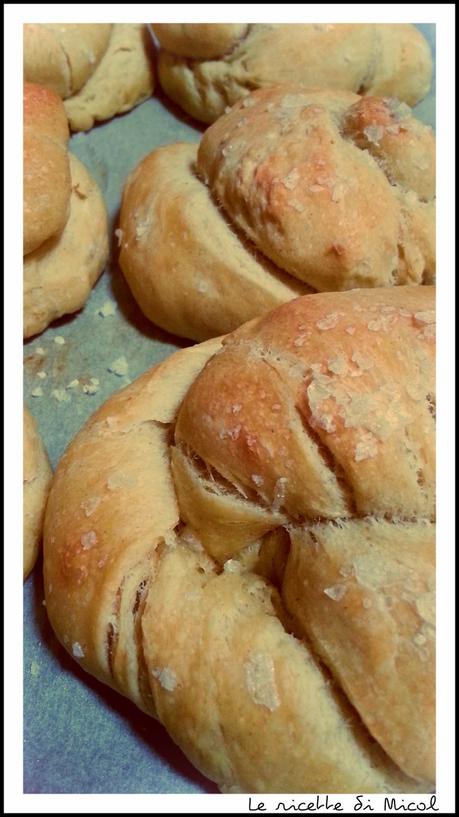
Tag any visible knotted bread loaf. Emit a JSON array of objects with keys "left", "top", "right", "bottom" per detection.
[
  {"left": 23, "top": 83, "right": 108, "bottom": 338},
  {"left": 23, "top": 408, "right": 52, "bottom": 580},
  {"left": 119, "top": 86, "right": 435, "bottom": 341},
  {"left": 152, "top": 23, "right": 432, "bottom": 123},
  {"left": 43, "top": 285, "right": 435, "bottom": 793},
  {"left": 23, "top": 24, "right": 154, "bottom": 131}
]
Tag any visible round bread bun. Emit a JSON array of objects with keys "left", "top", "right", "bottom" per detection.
[
  {"left": 119, "top": 87, "right": 435, "bottom": 341},
  {"left": 24, "top": 408, "right": 52, "bottom": 580},
  {"left": 43, "top": 285, "right": 435, "bottom": 793},
  {"left": 152, "top": 23, "right": 432, "bottom": 123},
  {"left": 23, "top": 24, "right": 154, "bottom": 132},
  {"left": 24, "top": 152, "right": 109, "bottom": 338}
]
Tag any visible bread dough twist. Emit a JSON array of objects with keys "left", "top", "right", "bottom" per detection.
[
  {"left": 153, "top": 23, "right": 432, "bottom": 123},
  {"left": 43, "top": 286, "right": 435, "bottom": 792},
  {"left": 119, "top": 87, "right": 435, "bottom": 340}
]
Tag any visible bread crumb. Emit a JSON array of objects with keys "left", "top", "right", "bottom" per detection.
[
  {"left": 316, "top": 313, "right": 340, "bottom": 331},
  {"left": 66, "top": 379, "right": 80, "bottom": 390},
  {"left": 31, "top": 387, "right": 43, "bottom": 398},
  {"left": 98, "top": 300, "right": 117, "bottom": 318},
  {"left": 293, "top": 335, "right": 308, "bottom": 347},
  {"left": 223, "top": 559, "right": 242, "bottom": 574},
  {"left": 251, "top": 474, "right": 264, "bottom": 486},
  {"left": 351, "top": 352, "right": 373, "bottom": 371},
  {"left": 244, "top": 652, "right": 280, "bottom": 711},
  {"left": 35, "top": 347, "right": 45, "bottom": 356},
  {"left": 363, "top": 125, "right": 384, "bottom": 145},
  {"left": 283, "top": 168, "right": 300, "bottom": 190},
  {"left": 231, "top": 403, "right": 242, "bottom": 414},
  {"left": 328, "top": 356, "right": 349, "bottom": 376},
  {"left": 52, "top": 388, "right": 70, "bottom": 403},
  {"left": 114, "top": 228, "right": 124, "bottom": 247},
  {"left": 108, "top": 356, "right": 129, "bottom": 377},
  {"left": 272, "top": 477, "right": 288, "bottom": 512},
  {"left": 80, "top": 530, "right": 97, "bottom": 550},
  {"left": 83, "top": 383, "right": 99, "bottom": 395},
  {"left": 152, "top": 666, "right": 177, "bottom": 692},
  {"left": 81, "top": 497, "right": 101, "bottom": 518},
  {"left": 324, "top": 584, "right": 347, "bottom": 601},
  {"left": 36, "top": 371, "right": 47, "bottom": 379},
  {"left": 54, "top": 336, "right": 65, "bottom": 345},
  {"left": 355, "top": 432, "right": 378, "bottom": 462},
  {"left": 72, "top": 642, "right": 85, "bottom": 659},
  {"left": 30, "top": 660, "right": 40, "bottom": 677},
  {"left": 220, "top": 424, "right": 242, "bottom": 441}
]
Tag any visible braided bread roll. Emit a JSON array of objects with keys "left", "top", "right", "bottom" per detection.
[
  {"left": 23, "top": 24, "right": 154, "bottom": 131},
  {"left": 23, "top": 84, "right": 108, "bottom": 337},
  {"left": 119, "top": 87, "right": 435, "bottom": 341},
  {"left": 152, "top": 23, "right": 432, "bottom": 123},
  {"left": 23, "top": 408, "right": 52, "bottom": 580},
  {"left": 43, "top": 286, "right": 435, "bottom": 793}
]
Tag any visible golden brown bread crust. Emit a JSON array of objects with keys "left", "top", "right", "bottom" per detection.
[
  {"left": 119, "top": 142, "right": 309, "bottom": 341},
  {"left": 23, "top": 24, "right": 154, "bottom": 132},
  {"left": 23, "top": 83, "right": 71, "bottom": 255},
  {"left": 24, "top": 24, "right": 113, "bottom": 98},
  {"left": 43, "top": 287, "right": 435, "bottom": 792},
  {"left": 23, "top": 407, "right": 52, "bottom": 580},
  {"left": 63, "top": 24, "right": 155, "bottom": 132},
  {"left": 198, "top": 87, "right": 435, "bottom": 292},
  {"left": 154, "top": 23, "right": 432, "bottom": 123},
  {"left": 152, "top": 23, "right": 248, "bottom": 59},
  {"left": 120, "top": 88, "right": 435, "bottom": 340},
  {"left": 24, "top": 153, "right": 109, "bottom": 338}
]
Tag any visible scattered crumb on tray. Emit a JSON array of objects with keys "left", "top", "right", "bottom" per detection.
[
  {"left": 52, "top": 388, "right": 70, "bottom": 403},
  {"left": 97, "top": 300, "right": 117, "bottom": 318},
  {"left": 108, "top": 356, "right": 129, "bottom": 377}
]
